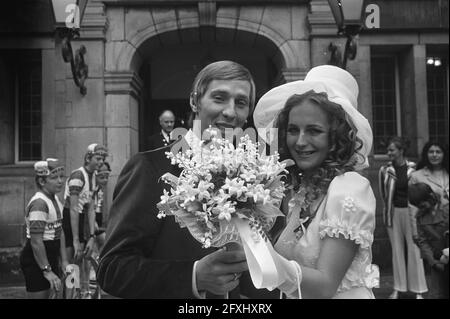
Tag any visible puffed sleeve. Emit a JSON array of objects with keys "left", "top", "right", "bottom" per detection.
[{"left": 319, "top": 172, "right": 376, "bottom": 249}]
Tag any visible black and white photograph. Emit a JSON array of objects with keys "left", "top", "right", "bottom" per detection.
[{"left": 0, "top": 0, "right": 448, "bottom": 307}]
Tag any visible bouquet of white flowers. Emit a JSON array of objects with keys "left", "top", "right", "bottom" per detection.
[{"left": 157, "top": 130, "right": 288, "bottom": 249}]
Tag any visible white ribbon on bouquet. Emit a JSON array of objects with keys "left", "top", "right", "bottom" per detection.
[{"left": 232, "top": 217, "right": 284, "bottom": 290}]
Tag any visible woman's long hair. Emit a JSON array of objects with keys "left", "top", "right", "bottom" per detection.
[{"left": 275, "top": 90, "right": 364, "bottom": 193}]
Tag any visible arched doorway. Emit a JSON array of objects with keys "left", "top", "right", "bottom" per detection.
[
  {"left": 136, "top": 27, "right": 284, "bottom": 151},
  {"left": 101, "top": 4, "right": 310, "bottom": 220},
  {"left": 103, "top": 8, "right": 308, "bottom": 172}
]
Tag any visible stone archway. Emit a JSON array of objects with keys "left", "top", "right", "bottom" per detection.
[
  {"left": 134, "top": 27, "right": 288, "bottom": 151},
  {"left": 103, "top": 4, "right": 311, "bottom": 174},
  {"left": 99, "top": 3, "right": 312, "bottom": 217},
  {"left": 105, "top": 5, "right": 310, "bottom": 77}
]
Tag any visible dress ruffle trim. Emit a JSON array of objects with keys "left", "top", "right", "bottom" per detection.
[
  {"left": 336, "top": 261, "right": 380, "bottom": 292},
  {"left": 318, "top": 220, "right": 373, "bottom": 249},
  {"left": 318, "top": 220, "right": 379, "bottom": 292}
]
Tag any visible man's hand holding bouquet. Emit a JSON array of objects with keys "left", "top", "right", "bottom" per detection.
[{"left": 157, "top": 129, "right": 289, "bottom": 290}]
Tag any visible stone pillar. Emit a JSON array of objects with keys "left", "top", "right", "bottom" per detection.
[
  {"left": 398, "top": 44, "right": 428, "bottom": 157},
  {"left": 356, "top": 45, "right": 373, "bottom": 126},
  {"left": 57, "top": 0, "right": 109, "bottom": 174},
  {"left": 308, "top": 0, "right": 343, "bottom": 68},
  {"left": 104, "top": 71, "right": 143, "bottom": 219},
  {"left": 412, "top": 45, "right": 429, "bottom": 154}
]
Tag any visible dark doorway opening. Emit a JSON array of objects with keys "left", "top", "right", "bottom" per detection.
[{"left": 136, "top": 28, "right": 283, "bottom": 152}]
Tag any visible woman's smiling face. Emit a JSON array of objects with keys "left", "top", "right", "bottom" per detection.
[
  {"left": 286, "top": 100, "right": 330, "bottom": 173},
  {"left": 427, "top": 145, "right": 444, "bottom": 168}
]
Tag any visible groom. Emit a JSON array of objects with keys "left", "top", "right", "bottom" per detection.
[{"left": 97, "top": 61, "right": 277, "bottom": 298}]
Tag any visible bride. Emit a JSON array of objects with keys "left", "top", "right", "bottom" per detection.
[{"left": 254, "top": 65, "right": 379, "bottom": 299}]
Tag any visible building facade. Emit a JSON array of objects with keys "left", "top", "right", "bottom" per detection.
[{"left": 0, "top": 0, "right": 448, "bottom": 281}]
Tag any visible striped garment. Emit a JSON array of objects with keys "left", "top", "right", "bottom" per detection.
[
  {"left": 378, "top": 160, "right": 416, "bottom": 227},
  {"left": 63, "top": 166, "right": 95, "bottom": 214},
  {"left": 25, "top": 191, "right": 64, "bottom": 241}
]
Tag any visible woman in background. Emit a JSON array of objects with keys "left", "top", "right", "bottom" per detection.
[
  {"left": 379, "top": 137, "right": 428, "bottom": 299},
  {"left": 410, "top": 141, "right": 449, "bottom": 206}
]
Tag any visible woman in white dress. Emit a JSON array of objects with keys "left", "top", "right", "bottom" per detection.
[{"left": 253, "top": 65, "right": 379, "bottom": 299}]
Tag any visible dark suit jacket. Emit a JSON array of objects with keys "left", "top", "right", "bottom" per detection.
[
  {"left": 97, "top": 142, "right": 210, "bottom": 298},
  {"left": 147, "top": 131, "right": 172, "bottom": 150},
  {"left": 97, "top": 140, "right": 279, "bottom": 299}
]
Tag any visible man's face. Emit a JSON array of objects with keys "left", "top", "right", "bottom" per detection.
[
  {"left": 42, "top": 170, "right": 64, "bottom": 194},
  {"left": 87, "top": 154, "right": 104, "bottom": 171},
  {"left": 193, "top": 80, "right": 251, "bottom": 135},
  {"left": 160, "top": 113, "right": 175, "bottom": 133}
]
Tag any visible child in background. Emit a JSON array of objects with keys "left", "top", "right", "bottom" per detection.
[
  {"left": 93, "top": 161, "right": 111, "bottom": 253},
  {"left": 409, "top": 182, "right": 449, "bottom": 299},
  {"left": 87, "top": 162, "right": 111, "bottom": 288}
]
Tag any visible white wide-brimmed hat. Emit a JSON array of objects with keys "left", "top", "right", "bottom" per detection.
[{"left": 253, "top": 65, "right": 372, "bottom": 170}]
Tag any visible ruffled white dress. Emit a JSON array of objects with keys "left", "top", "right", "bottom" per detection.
[{"left": 274, "top": 172, "right": 380, "bottom": 298}]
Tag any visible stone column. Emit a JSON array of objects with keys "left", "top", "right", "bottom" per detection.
[
  {"left": 104, "top": 71, "right": 143, "bottom": 219},
  {"left": 356, "top": 45, "right": 373, "bottom": 126},
  {"left": 412, "top": 45, "right": 429, "bottom": 154},
  {"left": 398, "top": 44, "right": 428, "bottom": 157},
  {"left": 56, "top": 0, "right": 109, "bottom": 174}
]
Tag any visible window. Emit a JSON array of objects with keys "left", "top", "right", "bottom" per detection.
[
  {"left": 427, "top": 58, "right": 449, "bottom": 145},
  {"left": 16, "top": 50, "right": 42, "bottom": 162},
  {"left": 371, "top": 56, "right": 399, "bottom": 154}
]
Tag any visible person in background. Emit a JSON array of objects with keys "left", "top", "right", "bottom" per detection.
[
  {"left": 378, "top": 137, "right": 428, "bottom": 299},
  {"left": 20, "top": 158, "right": 68, "bottom": 298},
  {"left": 62, "top": 143, "right": 107, "bottom": 297},
  {"left": 93, "top": 161, "right": 111, "bottom": 254},
  {"left": 409, "top": 182, "right": 449, "bottom": 299},
  {"left": 410, "top": 141, "right": 449, "bottom": 206},
  {"left": 147, "top": 110, "right": 176, "bottom": 150}
]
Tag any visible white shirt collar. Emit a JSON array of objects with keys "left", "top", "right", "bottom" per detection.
[{"left": 161, "top": 130, "right": 171, "bottom": 142}]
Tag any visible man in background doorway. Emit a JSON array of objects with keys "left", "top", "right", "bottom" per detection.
[{"left": 147, "top": 110, "right": 175, "bottom": 150}]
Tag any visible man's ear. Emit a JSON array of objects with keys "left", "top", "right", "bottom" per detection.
[{"left": 38, "top": 176, "right": 46, "bottom": 188}]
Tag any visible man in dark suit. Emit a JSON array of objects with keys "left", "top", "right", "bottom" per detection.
[
  {"left": 97, "top": 61, "right": 276, "bottom": 299},
  {"left": 147, "top": 110, "right": 176, "bottom": 150}
]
